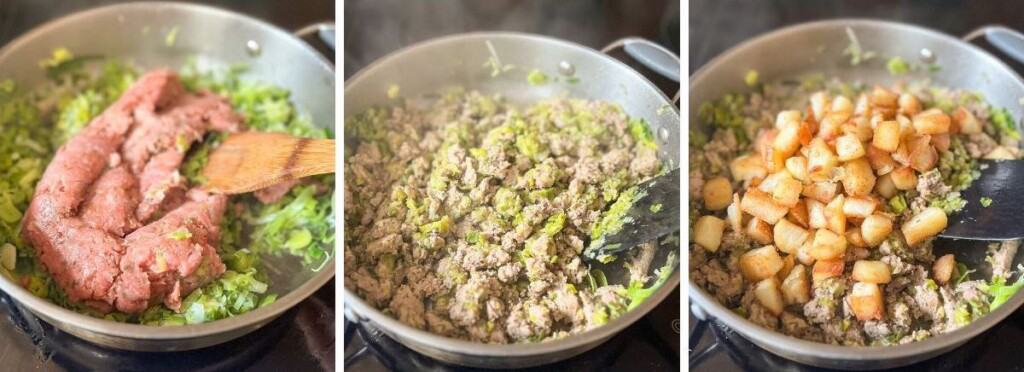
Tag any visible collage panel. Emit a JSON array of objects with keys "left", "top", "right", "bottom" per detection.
[
  {"left": 689, "top": 0, "right": 1024, "bottom": 371},
  {"left": 0, "top": 1, "right": 336, "bottom": 371},
  {"left": 343, "top": 0, "right": 680, "bottom": 370}
]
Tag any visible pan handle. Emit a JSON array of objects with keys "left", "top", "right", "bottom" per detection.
[
  {"left": 601, "top": 37, "right": 680, "bottom": 103},
  {"left": 294, "top": 22, "right": 336, "bottom": 52},
  {"left": 963, "top": 25, "right": 1024, "bottom": 66}
]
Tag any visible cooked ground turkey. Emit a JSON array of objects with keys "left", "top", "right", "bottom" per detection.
[
  {"left": 345, "top": 91, "right": 662, "bottom": 343},
  {"left": 22, "top": 69, "right": 250, "bottom": 314}
]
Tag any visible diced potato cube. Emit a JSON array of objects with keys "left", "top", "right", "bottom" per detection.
[
  {"left": 889, "top": 167, "right": 918, "bottom": 190},
  {"left": 739, "top": 245, "right": 785, "bottom": 281},
  {"left": 912, "top": 111, "right": 951, "bottom": 135},
  {"left": 778, "top": 254, "right": 796, "bottom": 281},
  {"left": 846, "top": 227, "right": 868, "bottom": 248},
  {"left": 832, "top": 96, "right": 854, "bottom": 119},
  {"left": 703, "top": 176, "right": 734, "bottom": 211},
  {"left": 841, "top": 158, "right": 877, "bottom": 197},
  {"left": 774, "top": 218, "right": 810, "bottom": 255},
  {"left": 854, "top": 93, "right": 871, "bottom": 116},
  {"left": 902, "top": 207, "right": 948, "bottom": 246},
  {"left": 931, "top": 133, "right": 950, "bottom": 152},
  {"left": 849, "top": 282, "right": 885, "bottom": 321},
  {"left": 875, "top": 173, "right": 897, "bottom": 198},
  {"left": 835, "top": 133, "right": 866, "bottom": 161},
  {"left": 810, "top": 229, "right": 847, "bottom": 260},
  {"left": 842, "top": 196, "right": 877, "bottom": 218},
  {"left": 817, "top": 113, "right": 844, "bottom": 141},
  {"left": 844, "top": 116, "right": 874, "bottom": 142},
  {"left": 807, "top": 138, "right": 839, "bottom": 181},
  {"left": 726, "top": 194, "right": 743, "bottom": 232},
  {"left": 786, "top": 156, "right": 809, "bottom": 182},
  {"left": 787, "top": 199, "right": 809, "bottom": 228},
  {"left": 754, "top": 277, "right": 784, "bottom": 316},
  {"left": 797, "top": 239, "right": 815, "bottom": 265},
  {"left": 861, "top": 214, "right": 893, "bottom": 247},
  {"left": 824, "top": 195, "right": 847, "bottom": 235},
  {"left": 740, "top": 189, "right": 789, "bottom": 224},
  {"left": 985, "top": 146, "right": 1016, "bottom": 160},
  {"left": 907, "top": 135, "right": 938, "bottom": 172},
  {"left": 872, "top": 120, "right": 901, "bottom": 152},
  {"left": 802, "top": 181, "right": 839, "bottom": 203},
  {"left": 933, "top": 254, "right": 956, "bottom": 285},
  {"left": 759, "top": 171, "right": 793, "bottom": 193},
  {"left": 746, "top": 217, "right": 774, "bottom": 245},
  {"left": 776, "top": 110, "right": 802, "bottom": 129},
  {"left": 870, "top": 87, "right": 898, "bottom": 110},
  {"left": 867, "top": 145, "right": 897, "bottom": 176},
  {"left": 774, "top": 122, "right": 808, "bottom": 158},
  {"left": 852, "top": 260, "right": 892, "bottom": 284},
  {"left": 694, "top": 216, "right": 726, "bottom": 252},
  {"left": 812, "top": 259, "right": 844, "bottom": 283},
  {"left": 781, "top": 264, "right": 811, "bottom": 304},
  {"left": 764, "top": 147, "right": 788, "bottom": 172},
  {"left": 773, "top": 177, "right": 803, "bottom": 208},
  {"left": 953, "top": 106, "right": 982, "bottom": 134},
  {"left": 810, "top": 91, "right": 831, "bottom": 122},
  {"left": 898, "top": 93, "right": 922, "bottom": 116},
  {"left": 730, "top": 154, "right": 768, "bottom": 183},
  {"left": 807, "top": 199, "right": 827, "bottom": 229}
]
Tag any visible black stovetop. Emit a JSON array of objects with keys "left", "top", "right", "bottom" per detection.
[
  {"left": 690, "top": 1, "right": 1024, "bottom": 371},
  {"left": 343, "top": 1, "right": 680, "bottom": 371},
  {"left": 0, "top": 1, "right": 335, "bottom": 371}
]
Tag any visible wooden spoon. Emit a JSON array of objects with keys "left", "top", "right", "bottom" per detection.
[{"left": 201, "top": 131, "right": 335, "bottom": 194}]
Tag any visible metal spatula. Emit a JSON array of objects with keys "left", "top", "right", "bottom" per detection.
[
  {"left": 939, "top": 159, "right": 1024, "bottom": 241},
  {"left": 201, "top": 132, "right": 335, "bottom": 194},
  {"left": 583, "top": 168, "right": 680, "bottom": 262}
]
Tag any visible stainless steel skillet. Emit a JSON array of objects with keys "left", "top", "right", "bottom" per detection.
[
  {"left": 0, "top": 2, "right": 335, "bottom": 351},
  {"left": 344, "top": 32, "right": 680, "bottom": 368},
  {"left": 690, "top": 19, "right": 1024, "bottom": 369}
]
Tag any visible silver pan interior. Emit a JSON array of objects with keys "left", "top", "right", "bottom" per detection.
[
  {"left": 690, "top": 19, "right": 1024, "bottom": 369},
  {"left": 0, "top": 2, "right": 334, "bottom": 351},
  {"left": 344, "top": 32, "right": 680, "bottom": 368}
]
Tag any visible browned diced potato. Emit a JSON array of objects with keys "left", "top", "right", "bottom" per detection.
[
  {"left": 787, "top": 199, "right": 810, "bottom": 228},
  {"left": 854, "top": 93, "right": 871, "bottom": 117},
  {"left": 852, "top": 260, "right": 892, "bottom": 284},
  {"left": 841, "top": 158, "right": 877, "bottom": 197},
  {"left": 703, "top": 176, "right": 734, "bottom": 211},
  {"left": 796, "top": 239, "right": 815, "bottom": 265},
  {"left": 933, "top": 254, "right": 956, "bottom": 285},
  {"left": 902, "top": 207, "right": 947, "bottom": 246},
  {"left": 694, "top": 215, "right": 726, "bottom": 252},
  {"left": 861, "top": 214, "right": 893, "bottom": 247},
  {"left": 786, "top": 156, "right": 809, "bottom": 182},
  {"left": 772, "top": 177, "right": 803, "bottom": 208},
  {"left": 810, "top": 91, "right": 831, "bottom": 122},
  {"left": 907, "top": 135, "right": 938, "bottom": 172},
  {"left": 832, "top": 96, "right": 854, "bottom": 119},
  {"left": 812, "top": 259, "right": 845, "bottom": 283},
  {"left": 741, "top": 188, "right": 789, "bottom": 224},
  {"left": 774, "top": 123, "right": 804, "bottom": 158},
  {"left": 817, "top": 113, "right": 845, "bottom": 141},
  {"left": 746, "top": 217, "right": 774, "bottom": 245},
  {"left": 931, "top": 133, "right": 951, "bottom": 152},
  {"left": 730, "top": 154, "right": 768, "bottom": 183},
  {"left": 872, "top": 120, "right": 901, "bottom": 152},
  {"left": 776, "top": 110, "right": 802, "bottom": 129},
  {"left": 849, "top": 282, "right": 885, "bottom": 321},
  {"left": 807, "top": 199, "right": 827, "bottom": 229},
  {"left": 807, "top": 138, "right": 839, "bottom": 180},
  {"left": 824, "top": 196, "right": 847, "bottom": 235},
  {"left": 875, "top": 173, "right": 897, "bottom": 198},
  {"left": 726, "top": 194, "right": 743, "bottom": 232},
  {"left": 764, "top": 147, "right": 788, "bottom": 173},
  {"left": 754, "top": 277, "right": 784, "bottom": 316},
  {"left": 985, "top": 146, "right": 1016, "bottom": 160},
  {"left": 781, "top": 264, "right": 811, "bottom": 304},
  {"left": 739, "top": 245, "right": 785, "bottom": 281},
  {"left": 953, "top": 106, "right": 982, "bottom": 134},
  {"left": 890, "top": 166, "right": 918, "bottom": 190},
  {"left": 759, "top": 171, "right": 793, "bottom": 194},
  {"left": 842, "top": 196, "right": 878, "bottom": 218},
  {"left": 844, "top": 116, "right": 874, "bottom": 142},
  {"left": 898, "top": 93, "right": 922, "bottom": 116},
  {"left": 846, "top": 227, "right": 868, "bottom": 248},
  {"left": 867, "top": 145, "right": 898, "bottom": 176},
  {"left": 774, "top": 218, "right": 810, "bottom": 255},
  {"left": 810, "top": 228, "right": 847, "bottom": 260},
  {"left": 835, "top": 133, "right": 866, "bottom": 161},
  {"left": 802, "top": 181, "right": 839, "bottom": 203},
  {"left": 870, "top": 87, "right": 898, "bottom": 110},
  {"left": 778, "top": 254, "right": 796, "bottom": 281},
  {"left": 912, "top": 110, "right": 951, "bottom": 135}
]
